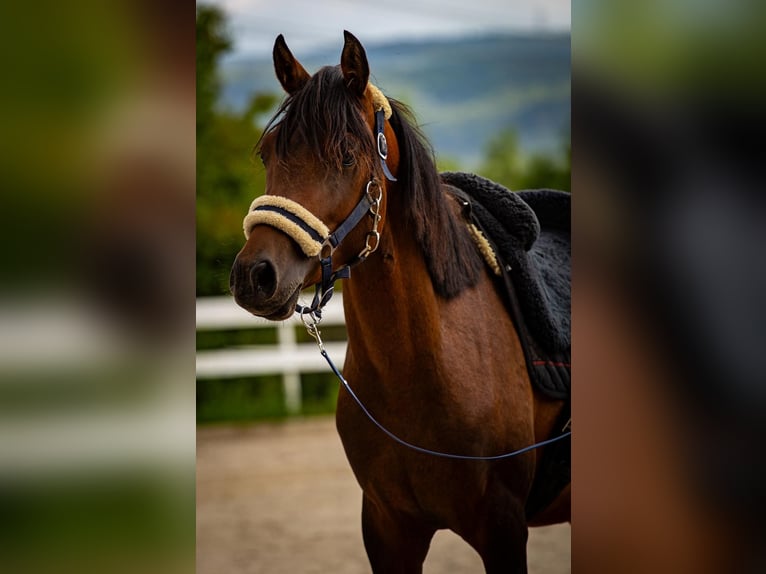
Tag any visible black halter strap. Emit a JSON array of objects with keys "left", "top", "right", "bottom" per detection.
[
  {"left": 375, "top": 109, "right": 397, "bottom": 182},
  {"left": 295, "top": 109, "right": 396, "bottom": 319},
  {"left": 327, "top": 193, "right": 375, "bottom": 250},
  {"left": 294, "top": 191, "right": 371, "bottom": 318}
]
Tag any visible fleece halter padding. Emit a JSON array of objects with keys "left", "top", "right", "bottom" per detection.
[
  {"left": 243, "top": 195, "right": 330, "bottom": 258},
  {"left": 368, "top": 83, "right": 392, "bottom": 119}
]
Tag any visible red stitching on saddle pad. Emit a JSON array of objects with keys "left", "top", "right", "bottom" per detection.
[{"left": 532, "top": 360, "right": 571, "bottom": 368}]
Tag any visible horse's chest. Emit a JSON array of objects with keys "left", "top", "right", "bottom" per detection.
[{"left": 336, "top": 397, "right": 488, "bottom": 522}]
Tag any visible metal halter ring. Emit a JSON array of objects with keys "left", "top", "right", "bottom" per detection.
[
  {"left": 358, "top": 178, "right": 383, "bottom": 261},
  {"left": 319, "top": 238, "right": 335, "bottom": 260},
  {"left": 300, "top": 308, "right": 321, "bottom": 327},
  {"left": 365, "top": 179, "right": 383, "bottom": 205}
]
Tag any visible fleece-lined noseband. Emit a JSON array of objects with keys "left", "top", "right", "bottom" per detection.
[
  {"left": 243, "top": 83, "right": 396, "bottom": 318},
  {"left": 244, "top": 195, "right": 330, "bottom": 258}
]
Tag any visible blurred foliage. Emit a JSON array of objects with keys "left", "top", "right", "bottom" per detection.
[
  {"left": 197, "top": 376, "right": 288, "bottom": 422},
  {"left": 435, "top": 154, "right": 463, "bottom": 173},
  {"left": 477, "top": 128, "right": 570, "bottom": 192},
  {"left": 196, "top": 5, "right": 230, "bottom": 139},
  {"left": 0, "top": 475, "right": 193, "bottom": 574},
  {"left": 196, "top": 5, "right": 276, "bottom": 296},
  {"left": 196, "top": 327, "right": 277, "bottom": 351},
  {"left": 197, "top": 374, "right": 340, "bottom": 423},
  {"left": 197, "top": 323, "right": 347, "bottom": 423},
  {"left": 576, "top": 1, "right": 766, "bottom": 100}
]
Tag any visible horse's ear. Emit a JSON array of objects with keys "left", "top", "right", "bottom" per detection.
[
  {"left": 273, "top": 34, "right": 310, "bottom": 95},
  {"left": 340, "top": 30, "right": 369, "bottom": 97}
]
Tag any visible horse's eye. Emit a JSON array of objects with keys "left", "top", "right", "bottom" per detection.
[{"left": 342, "top": 152, "right": 355, "bottom": 168}]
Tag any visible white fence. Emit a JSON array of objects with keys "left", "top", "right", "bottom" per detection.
[{"left": 196, "top": 295, "right": 347, "bottom": 414}]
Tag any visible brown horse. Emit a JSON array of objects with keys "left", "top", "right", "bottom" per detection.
[{"left": 230, "top": 31, "right": 569, "bottom": 573}]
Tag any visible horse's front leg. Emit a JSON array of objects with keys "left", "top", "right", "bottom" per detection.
[
  {"left": 463, "top": 491, "right": 529, "bottom": 574},
  {"left": 361, "top": 494, "right": 436, "bottom": 574}
]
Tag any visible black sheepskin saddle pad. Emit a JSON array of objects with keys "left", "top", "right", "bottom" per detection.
[{"left": 441, "top": 172, "right": 571, "bottom": 400}]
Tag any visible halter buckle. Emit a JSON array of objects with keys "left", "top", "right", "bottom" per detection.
[{"left": 377, "top": 132, "right": 388, "bottom": 160}]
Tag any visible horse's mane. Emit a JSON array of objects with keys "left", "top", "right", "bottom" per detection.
[
  {"left": 386, "top": 99, "right": 482, "bottom": 298},
  {"left": 259, "top": 66, "right": 482, "bottom": 299}
]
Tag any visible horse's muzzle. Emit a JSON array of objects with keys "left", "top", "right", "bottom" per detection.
[
  {"left": 231, "top": 230, "right": 315, "bottom": 320},
  {"left": 230, "top": 256, "right": 287, "bottom": 318}
]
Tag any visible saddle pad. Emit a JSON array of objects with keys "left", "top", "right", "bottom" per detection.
[{"left": 441, "top": 172, "right": 571, "bottom": 400}]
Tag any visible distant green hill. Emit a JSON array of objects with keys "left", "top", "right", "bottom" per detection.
[{"left": 220, "top": 33, "right": 570, "bottom": 167}]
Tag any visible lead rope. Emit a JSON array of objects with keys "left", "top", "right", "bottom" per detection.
[{"left": 303, "top": 318, "right": 571, "bottom": 461}]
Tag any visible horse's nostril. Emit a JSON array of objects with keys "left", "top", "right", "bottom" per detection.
[
  {"left": 229, "top": 260, "right": 241, "bottom": 293},
  {"left": 251, "top": 260, "right": 277, "bottom": 299}
]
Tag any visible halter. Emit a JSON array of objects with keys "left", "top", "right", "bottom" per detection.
[{"left": 243, "top": 104, "right": 396, "bottom": 320}]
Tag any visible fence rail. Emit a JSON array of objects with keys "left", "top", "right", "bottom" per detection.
[{"left": 196, "top": 295, "right": 346, "bottom": 414}]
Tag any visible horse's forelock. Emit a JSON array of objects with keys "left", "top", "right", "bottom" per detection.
[
  {"left": 260, "top": 66, "right": 376, "bottom": 174},
  {"left": 257, "top": 73, "right": 483, "bottom": 299}
]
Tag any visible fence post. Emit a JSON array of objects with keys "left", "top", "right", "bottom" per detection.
[{"left": 277, "top": 322, "right": 302, "bottom": 414}]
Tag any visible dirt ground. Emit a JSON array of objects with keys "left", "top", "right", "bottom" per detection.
[{"left": 197, "top": 417, "right": 570, "bottom": 573}]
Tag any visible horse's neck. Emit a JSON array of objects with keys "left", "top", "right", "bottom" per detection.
[{"left": 342, "top": 200, "right": 444, "bottom": 374}]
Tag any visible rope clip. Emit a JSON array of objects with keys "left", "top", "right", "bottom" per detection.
[{"left": 301, "top": 311, "right": 325, "bottom": 352}]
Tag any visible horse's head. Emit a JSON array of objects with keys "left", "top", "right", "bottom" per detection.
[{"left": 231, "top": 31, "right": 399, "bottom": 320}]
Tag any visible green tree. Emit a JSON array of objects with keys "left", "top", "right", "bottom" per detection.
[
  {"left": 477, "top": 128, "right": 570, "bottom": 192},
  {"left": 477, "top": 129, "right": 524, "bottom": 190},
  {"left": 196, "top": 5, "right": 231, "bottom": 139},
  {"left": 196, "top": 5, "right": 278, "bottom": 296}
]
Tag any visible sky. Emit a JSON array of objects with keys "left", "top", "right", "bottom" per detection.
[{"left": 201, "top": 0, "right": 571, "bottom": 58}]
